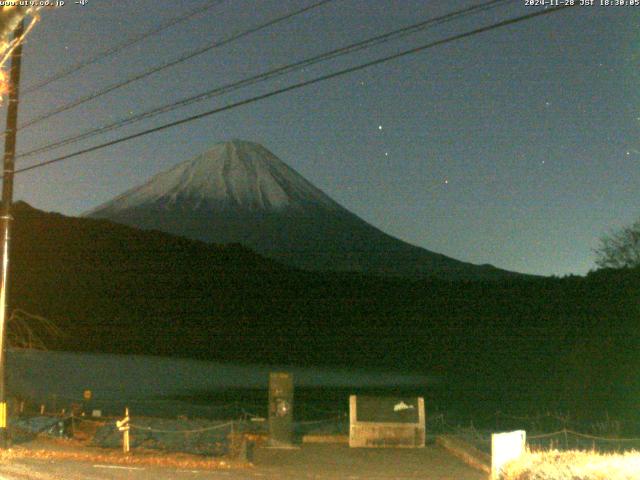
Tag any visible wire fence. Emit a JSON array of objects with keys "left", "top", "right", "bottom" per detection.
[
  {"left": 10, "top": 394, "right": 640, "bottom": 457},
  {"left": 92, "top": 417, "right": 236, "bottom": 456},
  {"left": 445, "top": 421, "right": 640, "bottom": 456},
  {"left": 527, "top": 429, "right": 640, "bottom": 453},
  {"left": 90, "top": 412, "right": 348, "bottom": 456},
  {"left": 10, "top": 409, "right": 348, "bottom": 457},
  {"left": 19, "top": 408, "right": 639, "bottom": 458},
  {"left": 18, "top": 393, "right": 348, "bottom": 422}
]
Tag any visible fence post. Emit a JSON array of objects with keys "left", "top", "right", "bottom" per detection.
[{"left": 116, "top": 407, "right": 130, "bottom": 454}]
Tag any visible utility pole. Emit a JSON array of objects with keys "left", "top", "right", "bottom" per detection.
[{"left": 0, "top": 19, "right": 24, "bottom": 448}]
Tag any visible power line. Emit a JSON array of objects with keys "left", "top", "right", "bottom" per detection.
[
  {"left": 12, "top": 5, "right": 573, "bottom": 176},
  {"left": 18, "top": 0, "right": 512, "bottom": 160},
  {"left": 17, "top": 0, "right": 335, "bottom": 131},
  {"left": 23, "top": 0, "right": 227, "bottom": 94}
]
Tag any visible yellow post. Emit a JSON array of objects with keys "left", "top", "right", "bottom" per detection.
[
  {"left": 0, "top": 401, "right": 6, "bottom": 429},
  {"left": 116, "top": 407, "right": 130, "bottom": 454},
  {"left": 123, "top": 407, "right": 130, "bottom": 453}
]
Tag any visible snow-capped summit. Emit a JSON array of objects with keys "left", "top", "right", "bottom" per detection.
[
  {"left": 87, "top": 140, "right": 517, "bottom": 279},
  {"left": 89, "top": 140, "right": 338, "bottom": 215}
]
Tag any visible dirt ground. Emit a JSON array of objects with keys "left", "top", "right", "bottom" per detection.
[
  {"left": 0, "top": 441, "right": 486, "bottom": 479},
  {"left": 250, "top": 443, "right": 487, "bottom": 479}
]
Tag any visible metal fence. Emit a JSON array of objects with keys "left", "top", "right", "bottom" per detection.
[
  {"left": 461, "top": 427, "right": 640, "bottom": 455},
  {"left": 9, "top": 409, "right": 349, "bottom": 457},
  {"left": 11, "top": 395, "right": 640, "bottom": 457}
]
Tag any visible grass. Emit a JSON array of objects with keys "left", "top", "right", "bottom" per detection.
[{"left": 500, "top": 449, "right": 640, "bottom": 480}]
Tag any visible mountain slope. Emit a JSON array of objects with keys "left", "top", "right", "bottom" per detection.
[{"left": 86, "top": 140, "right": 518, "bottom": 279}]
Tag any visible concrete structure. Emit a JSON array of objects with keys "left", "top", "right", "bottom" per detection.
[{"left": 349, "top": 395, "right": 425, "bottom": 447}]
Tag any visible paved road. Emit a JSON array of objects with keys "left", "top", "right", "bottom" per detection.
[{"left": 0, "top": 444, "right": 486, "bottom": 479}]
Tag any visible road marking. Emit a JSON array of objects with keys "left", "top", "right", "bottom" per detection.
[
  {"left": 93, "top": 464, "right": 145, "bottom": 471},
  {"left": 176, "top": 470, "right": 227, "bottom": 474}
]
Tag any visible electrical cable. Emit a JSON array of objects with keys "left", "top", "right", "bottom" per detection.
[
  {"left": 17, "top": 0, "right": 335, "bottom": 131},
  {"left": 12, "top": 5, "right": 573, "bottom": 176},
  {"left": 22, "top": 0, "right": 227, "bottom": 94},
  {"left": 17, "top": 0, "right": 512, "bottom": 160}
]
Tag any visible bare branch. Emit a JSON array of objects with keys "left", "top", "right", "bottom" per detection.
[
  {"left": 595, "top": 219, "right": 640, "bottom": 269},
  {"left": 7, "top": 308, "right": 62, "bottom": 350}
]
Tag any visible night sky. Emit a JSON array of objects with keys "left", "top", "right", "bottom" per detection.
[{"left": 4, "top": 0, "right": 639, "bottom": 276}]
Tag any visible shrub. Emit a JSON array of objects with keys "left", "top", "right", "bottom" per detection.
[{"left": 501, "top": 449, "right": 640, "bottom": 480}]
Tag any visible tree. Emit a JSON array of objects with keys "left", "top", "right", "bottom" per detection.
[
  {"left": 595, "top": 219, "right": 640, "bottom": 269},
  {"left": 6, "top": 309, "right": 61, "bottom": 350},
  {"left": 0, "top": 7, "right": 31, "bottom": 49}
]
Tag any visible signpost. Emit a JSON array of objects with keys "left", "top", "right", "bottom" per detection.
[
  {"left": 268, "top": 372, "right": 293, "bottom": 447},
  {"left": 116, "top": 407, "right": 130, "bottom": 453}
]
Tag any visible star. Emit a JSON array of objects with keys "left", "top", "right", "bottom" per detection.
[
  {"left": 378, "top": 125, "right": 383, "bottom": 130},
  {"left": 384, "top": 152, "right": 389, "bottom": 157},
  {"left": 444, "top": 179, "right": 449, "bottom": 185}
]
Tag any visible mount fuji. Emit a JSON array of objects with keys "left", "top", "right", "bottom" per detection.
[{"left": 86, "top": 140, "right": 515, "bottom": 279}]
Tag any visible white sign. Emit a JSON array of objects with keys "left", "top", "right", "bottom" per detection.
[
  {"left": 116, "top": 414, "right": 130, "bottom": 432},
  {"left": 491, "top": 430, "right": 526, "bottom": 479}
]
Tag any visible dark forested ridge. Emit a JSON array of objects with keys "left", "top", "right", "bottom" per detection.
[{"left": 9, "top": 202, "right": 640, "bottom": 421}]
